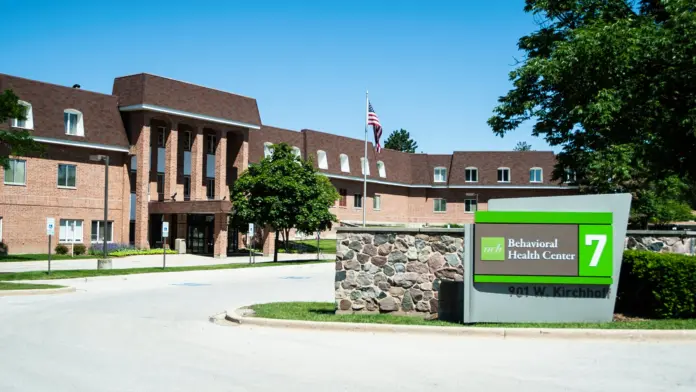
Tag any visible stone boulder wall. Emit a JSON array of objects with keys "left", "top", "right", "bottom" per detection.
[
  {"left": 625, "top": 236, "right": 694, "bottom": 255},
  {"left": 335, "top": 228, "right": 464, "bottom": 317}
]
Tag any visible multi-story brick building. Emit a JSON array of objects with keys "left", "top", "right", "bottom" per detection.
[{"left": 0, "top": 72, "right": 575, "bottom": 256}]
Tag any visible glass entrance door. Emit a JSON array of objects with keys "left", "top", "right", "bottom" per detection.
[
  {"left": 186, "top": 214, "right": 214, "bottom": 255},
  {"left": 188, "top": 224, "right": 205, "bottom": 254}
]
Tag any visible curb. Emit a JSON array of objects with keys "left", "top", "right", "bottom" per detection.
[
  {"left": 0, "top": 286, "right": 76, "bottom": 297},
  {"left": 224, "top": 308, "right": 696, "bottom": 342}
]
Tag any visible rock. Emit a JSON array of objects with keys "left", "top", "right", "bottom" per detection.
[
  {"left": 389, "top": 234, "right": 396, "bottom": 244},
  {"left": 357, "top": 272, "right": 372, "bottom": 286},
  {"left": 388, "top": 251, "right": 408, "bottom": 264},
  {"left": 418, "top": 248, "right": 431, "bottom": 262},
  {"left": 336, "top": 244, "right": 349, "bottom": 259},
  {"left": 389, "top": 287, "right": 405, "bottom": 296},
  {"left": 374, "top": 233, "right": 390, "bottom": 246},
  {"left": 344, "top": 259, "right": 361, "bottom": 271},
  {"left": 373, "top": 273, "right": 387, "bottom": 284},
  {"left": 341, "top": 280, "right": 357, "bottom": 289},
  {"left": 392, "top": 274, "right": 414, "bottom": 288},
  {"left": 395, "top": 238, "right": 409, "bottom": 252},
  {"left": 429, "top": 235, "right": 441, "bottom": 242},
  {"left": 420, "top": 282, "right": 433, "bottom": 291},
  {"left": 415, "top": 234, "right": 430, "bottom": 241},
  {"left": 335, "top": 289, "right": 346, "bottom": 299},
  {"left": 335, "top": 261, "right": 343, "bottom": 271},
  {"left": 416, "top": 301, "right": 430, "bottom": 312},
  {"left": 335, "top": 282, "right": 340, "bottom": 290},
  {"left": 383, "top": 265, "right": 396, "bottom": 276},
  {"left": 394, "top": 263, "right": 406, "bottom": 273},
  {"left": 447, "top": 244, "right": 458, "bottom": 253},
  {"left": 378, "top": 291, "right": 387, "bottom": 299},
  {"left": 406, "top": 248, "right": 418, "bottom": 260},
  {"left": 432, "top": 242, "right": 449, "bottom": 254},
  {"left": 363, "top": 244, "right": 378, "bottom": 256},
  {"left": 405, "top": 235, "right": 415, "bottom": 246},
  {"left": 339, "top": 299, "right": 351, "bottom": 310},
  {"left": 445, "top": 253, "right": 460, "bottom": 266},
  {"left": 343, "top": 250, "right": 355, "bottom": 261},
  {"left": 415, "top": 239, "right": 426, "bottom": 250},
  {"left": 349, "top": 241, "right": 363, "bottom": 252},
  {"left": 379, "top": 296, "right": 398, "bottom": 312},
  {"left": 371, "top": 256, "right": 387, "bottom": 267},
  {"left": 378, "top": 243, "right": 393, "bottom": 256},
  {"left": 362, "top": 234, "right": 374, "bottom": 244},
  {"left": 352, "top": 300, "right": 365, "bottom": 310},
  {"left": 404, "top": 272, "right": 420, "bottom": 282},
  {"left": 361, "top": 286, "right": 380, "bottom": 299},
  {"left": 357, "top": 253, "right": 370, "bottom": 264},
  {"left": 335, "top": 271, "right": 347, "bottom": 281},
  {"left": 365, "top": 263, "right": 380, "bottom": 274},
  {"left": 349, "top": 234, "right": 362, "bottom": 242},
  {"left": 435, "top": 267, "right": 462, "bottom": 281},
  {"left": 378, "top": 281, "right": 391, "bottom": 291},
  {"left": 350, "top": 290, "right": 363, "bottom": 300},
  {"left": 406, "top": 262, "right": 429, "bottom": 274},
  {"left": 433, "top": 278, "right": 441, "bottom": 291},
  {"left": 336, "top": 233, "right": 347, "bottom": 241},
  {"left": 648, "top": 241, "right": 665, "bottom": 252},
  {"left": 454, "top": 238, "right": 463, "bottom": 249},
  {"left": 429, "top": 299, "right": 438, "bottom": 313},
  {"left": 409, "top": 288, "right": 424, "bottom": 302},
  {"left": 423, "top": 290, "right": 434, "bottom": 300},
  {"left": 441, "top": 235, "right": 454, "bottom": 245},
  {"left": 365, "top": 300, "right": 377, "bottom": 311},
  {"left": 341, "top": 239, "right": 349, "bottom": 245},
  {"left": 427, "top": 253, "right": 446, "bottom": 271},
  {"left": 402, "top": 291, "right": 414, "bottom": 311}
]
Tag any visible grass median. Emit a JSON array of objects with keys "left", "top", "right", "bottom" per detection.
[
  {"left": 249, "top": 302, "right": 696, "bottom": 330},
  {"left": 278, "top": 239, "right": 335, "bottom": 254},
  {"left": 0, "top": 282, "right": 65, "bottom": 290},
  {"left": 0, "top": 260, "right": 333, "bottom": 281}
]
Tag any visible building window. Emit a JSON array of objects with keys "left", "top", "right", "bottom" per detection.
[
  {"left": 361, "top": 157, "right": 370, "bottom": 175},
  {"left": 565, "top": 169, "right": 577, "bottom": 183},
  {"left": 59, "top": 219, "right": 83, "bottom": 243},
  {"left": 354, "top": 194, "right": 363, "bottom": 208},
  {"left": 263, "top": 142, "right": 274, "bottom": 159},
  {"left": 497, "top": 167, "right": 510, "bottom": 183},
  {"left": 339, "top": 188, "right": 347, "bottom": 207},
  {"left": 317, "top": 150, "right": 328, "bottom": 169},
  {"left": 377, "top": 161, "right": 386, "bottom": 178},
  {"left": 207, "top": 178, "right": 215, "bottom": 199},
  {"left": 64, "top": 109, "right": 84, "bottom": 136},
  {"left": 434, "top": 198, "right": 447, "bottom": 213},
  {"left": 130, "top": 156, "right": 137, "bottom": 172},
  {"left": 0, "top": 217, "right": 3, "bottom": 242},
  {"left": 91, "top": 221, "right": 114, "bottom": 243},
  {"left": 57, "top": 164, "right": 77, "bottom": 188},
  {"left": 157, "top": 174, "right": 164, "bottom": 195},
  {"left": 157, "top": 127, "right": 166, "bottom": 147},
  {"left": 11, "top": 101, "right": 33, "bottom": 129},
  {"left": 464, "top": 199, "right": 477, "bottom": 213},
  {"left": 529, "top": 167, "right": 543, "bottom": 183},
  {"left": 206, "top": 134, "right": 217, "bottom": 154},
  {"left": 292, "top": 146, "right": 301, "bottom": 159},
  {"left": 434, "top": 167, "right": 447, "bottom": 183},
  {"left": 4, "top": 159, "right": 26, "bottom": 185},
  {"left": 184, "top": 176, "right": 191, "bottom": 200},
  {"left": 373, "top": 194, "right": 381, "bottom": 210},
  {"left": 183, "top": 131, "right": 192, "bottom": 151},
  {"left": 340, "top": 154, "right": 350, "bottom": 173},
  {"left": 465, "top": 167, "right": 478, "bottom": 182}
]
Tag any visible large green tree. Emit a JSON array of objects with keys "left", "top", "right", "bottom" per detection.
[
  {"left": 230, "top": 143, "right": 339, "bottom": 261},
  {"left": 0, "top": 89, "right": 42, "bottom": 168},
  {"left": 384, "top": 129, "right": 418, "bottom": 153},
  {"left": 513, "top": 141, "right": 533, "bottom": 151},
  {"left": 488, "top": 0, "right": 696, "bottom": 225}
]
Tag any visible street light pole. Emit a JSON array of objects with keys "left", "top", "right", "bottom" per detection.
[{"left": 103, "top": 155, "right": 109, "bottom": 259}]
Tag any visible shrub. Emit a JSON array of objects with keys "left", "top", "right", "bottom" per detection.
[
  {"left": 73, "top": 244, "right": 86, "bottom": 256},
  {"left": 616, "top": 250, "right": 696, "bottom": 319},
  {"left": 89, "top": 243, "right": 134, "bottom": 256},
  {"left": 55, "top": 244, "right": 69, "bottom": 255},
  {"left": 0, "top": 241, "right": 7, "bottom": 255}
]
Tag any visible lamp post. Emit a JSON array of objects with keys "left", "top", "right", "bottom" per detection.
[{"left": 90, "top": 154, "right": 110, "bottom": 269}]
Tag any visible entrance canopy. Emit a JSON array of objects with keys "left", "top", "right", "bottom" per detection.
[{"left": 148, "top": 200, "right": 232, "bottom": 215}]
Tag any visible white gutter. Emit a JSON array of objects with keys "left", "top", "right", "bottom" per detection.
[
  {"left": 119, "top": 104, "right": 261, "bottom": 130},
  {"left": 33, "top": 137, "right": 130, "bottom": 153}
]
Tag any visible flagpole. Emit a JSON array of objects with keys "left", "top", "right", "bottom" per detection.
[{"left": 363, "top": 90, "right": 368, "bottom": 228}]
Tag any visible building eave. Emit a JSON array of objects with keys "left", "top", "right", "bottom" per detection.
[
  {"left": 119, "top": 104, "right": 261, "bottom": 130},
  {"left": 33, "top": 136, "right": 130, "bottom": 153}
]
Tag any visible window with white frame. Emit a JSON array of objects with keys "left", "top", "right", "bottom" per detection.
[
  {"left": 464, "top": 199, "right": 477, "bottom": 213},
  {"left": 354, "top": 194, "right": 363, "bottom": 208},
  {"left": 497, "top": 167, "right": 510, "bottom": 183},
  {"left": 465, "top": 167, "right": 478, "bottom": 182},
  {"left": 292, "top": 146, "right": 301, "bottom": 159},
  {"left": 373, "top": 194, "right": 381, "bottom": 210},
  {"left": 340, "top": 154, "right": 350, "bottom": 172},
  {"left": 11, "top": 101, "right": 33, "bottom": 129},
  {"left": 529, "top": 167, "right": 543, "bottom": 183},
  {"left": 59, "top": 219, "right": 83, "bottom": 243},
  {"left": 377, "top": 161, "right": 386, "bottom": 178},
  {"left": 361, "top": 157, "right": 370, "bottom": 175},
  {"left": 57, "top": 164, "right": 76, "bottom": 188},
  {"left": 263, "top": 142, "right": 274, "bottom": 159},
  {"left": 64, "top": 109, "right": 84, "bottom": 136},
  {"left": 4, "top": 159, "right": 26, "bottom": 185},
  {"left": 434, "top": 167, "right": 447, "bottom": 183},
  {"left": 317, "top": 150, "right": 328, "bottom": 169},
  {"left": 206, "top": 134, "right": 217, "bottom": 154},
  {"left": 91, "top": 221, "right": 113, "bottom": 243},
  {"left": 434, "top": 198, "right": 447, "bottom": 212}
]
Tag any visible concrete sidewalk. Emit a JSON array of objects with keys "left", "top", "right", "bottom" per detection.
[{"left": 0, "top": 252, "right": 335, "bottom": 273}]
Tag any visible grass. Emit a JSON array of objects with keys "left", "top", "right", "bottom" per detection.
[
  {"left": 0, "top": 282, "right": 64, "bottom": 290},
  {"left": 0, "top": 260, "right": 332, "bottom": 281},
  {"left": 0, "top": 249, "right": 176, "bottom": 262},
  {"left": 277, "top": 239, "right": 335, "bottom": 254},
  {"left": 249, "top": 302, "right": 696, "bottom": 330}
]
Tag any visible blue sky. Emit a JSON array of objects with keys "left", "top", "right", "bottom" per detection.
[{"left": 3, "top": 0, "right": 546, "bottom": 153}]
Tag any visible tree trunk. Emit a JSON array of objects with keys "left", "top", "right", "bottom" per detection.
[
  {"left": 273, "top": 230, "right": 279, "bottom": 262},
  {"left": 284, "top": 228, "right": 290, "bottom": 252}
]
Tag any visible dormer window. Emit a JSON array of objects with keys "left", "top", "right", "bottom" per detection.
[
  {"left": 465, "top": 167, "right": 478, "bottom": 182},
  {"left": 434, "top": 167, "right": 447, "bottom": 183},
  {"left": 292, "top": 146, "right": 301, "bottom": 159},
  {"left": 340, "top": 154, "right": 350, "bottom": 173},
  {"left": 377, "top": 161, "right": 386, "bottom": 178},
  {"left": 497, "top": 167, "right": 510, "bottom": 183},
  {"left": 64, "top": 109, "right": 84, "bottom": 136},
  {"left": 263, "top": 142, "right": 274, "bottom": 159},
  {"left": 11, "top": 101, "right": 33, "bottom": 129},
  {"left": 361, "top": 157, "right": 370, "bottom": 175},
  {"left": 529, "top": 167, "right": 543, "bottom": 183},
  {"left": 317, "top": 150, "right": 328, "bottom": 169}
]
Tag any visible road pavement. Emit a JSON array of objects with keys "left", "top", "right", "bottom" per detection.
[{"left": 0, "top": 263, "right": 694, "bottom": 391}]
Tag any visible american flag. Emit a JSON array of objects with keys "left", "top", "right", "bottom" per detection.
[{"left": 368, "top": 101, "right": 382, "bottom": 153}]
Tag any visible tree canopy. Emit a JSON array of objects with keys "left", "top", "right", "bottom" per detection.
[
  {"left": 513, "top": 141, "right": 533, "bottom": 151},
  {"left": 230, "top": 143, "right": 339, "bottom": 259},
  {"left": 0, "top": 89, "right": 42, "bottom": 168},
  {"left": 488, "top": 0, "right": 696, "bottom": 226},
  {"left": 384, "top": 129, "right": 418, "bottom": 153}
]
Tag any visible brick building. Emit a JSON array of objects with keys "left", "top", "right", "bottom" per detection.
[{"left": 0, "top": 72, "right": 575, "bottom": 255}]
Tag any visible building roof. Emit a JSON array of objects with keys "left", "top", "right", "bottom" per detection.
[
  {"left": 112, "top": 73, "right": 262, "bottom": 128},
  {"left": 0, "top": 73, "right": 129, "bottom": 149}
]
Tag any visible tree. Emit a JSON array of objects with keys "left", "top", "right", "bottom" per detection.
[
  {"left": 0, "top": 89, "right": 42, "bottom": 168},
  {"left": 384, "top": 129, "right": 418, "bottom": 153},
  {"left": 488, "top": 0, "right": 696, "bottom": 225},
  {"left": 230, "top": 143, "right": 339, "bottom": 261},
  {"left": 513, "top": 141, "right": 533, "bottom": 151}
]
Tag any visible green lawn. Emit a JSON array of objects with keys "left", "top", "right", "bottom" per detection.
[
  {"left": 0, "top": 282, "right": 65, "bottom": 290},
  {"left": 0, "top": 249, "right": 177, "bottom": 262},
  {"left": 277, "top": 239, "right": 335, "bottom": 254},
  {"left": 0, "top": 260, "right": 332, "bottom": 281},
  {"left": 249, "top": 302, "right": 696, "bottom": 330}
]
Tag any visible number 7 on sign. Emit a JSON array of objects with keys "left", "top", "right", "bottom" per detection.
[
  {"left": 585, "top": 235, "right": 606, "bottom": 267},
  {"left": 579, "top": 225, "right": 613, "bottom": 277}
]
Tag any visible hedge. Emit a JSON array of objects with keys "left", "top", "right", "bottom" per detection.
[{"left": 617, "top": 250, "right": 696, "bottom": 319}]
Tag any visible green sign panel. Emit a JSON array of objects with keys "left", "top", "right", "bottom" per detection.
[{"left": 473, "top": 211, "right": 613, "bottom": 285}]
